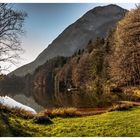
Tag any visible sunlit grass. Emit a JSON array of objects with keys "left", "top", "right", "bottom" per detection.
[
  {"left": 39, "top": 107, "right": 80, "bottom": 118},
  {"left": 8, "top": 106, "right": 140, "bottom": 137}
]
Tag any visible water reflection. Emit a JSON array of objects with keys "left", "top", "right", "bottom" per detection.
[{"left": 13, "top": 94, "right": 44, "bottom": 112}]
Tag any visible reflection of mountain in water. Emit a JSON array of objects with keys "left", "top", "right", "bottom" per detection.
[
  {"left": 13, "top": 94, "right": 43, "bottom": 112},
  {"left": 33, "top": 87, "right": 54, "bottom": 108}
]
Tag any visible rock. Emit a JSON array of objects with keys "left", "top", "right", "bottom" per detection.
[{"left": 33, "top": 116, "right": 53, "bottom": 124}]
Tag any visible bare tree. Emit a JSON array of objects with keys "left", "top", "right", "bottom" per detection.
[{"left": 0, "top": 3, "right": 27, "bottom": 73}]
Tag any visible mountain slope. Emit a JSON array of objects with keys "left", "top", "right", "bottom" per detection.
[{"left": 10, "top": 4, "right": 127, "bottom": 77}]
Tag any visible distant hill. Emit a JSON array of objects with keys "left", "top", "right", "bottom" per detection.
[{"left": 9, "top": 4, "right": 127, "bottom": 77}]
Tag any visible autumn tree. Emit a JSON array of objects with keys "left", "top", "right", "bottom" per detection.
[
  {"left": 109, "top": 6, "right": 140, "bottom": 87},
  {"left": 0, "top": 4, "right": 27, "bottom": 73},
  {"left": 72, "top": 53, "right": 91, "bottom": 89}
]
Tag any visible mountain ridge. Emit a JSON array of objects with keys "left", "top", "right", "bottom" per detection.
[{"left": 9, "top": 4, "right": 127, "bottom": 77}]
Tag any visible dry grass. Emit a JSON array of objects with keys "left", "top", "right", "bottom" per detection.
[
  {"left": 0, "top": 104, "right": 35, "bottom": 119},
  {"left": 108, "top": 102, "right": 134, "bottom": 112},
  {"left": 39, "top": 107, "right": 109, "bottom": 118},
  {"left": 40, "top": 107, "right": 81, "bottom": 118}
]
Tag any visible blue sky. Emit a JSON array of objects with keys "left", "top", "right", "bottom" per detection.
[{"left": 10, "top": 3, "right": 137, "bottom": 72}]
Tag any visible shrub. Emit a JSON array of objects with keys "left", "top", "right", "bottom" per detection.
[{"left": 121, "top": 87, "right": 140, "bottom": 101}]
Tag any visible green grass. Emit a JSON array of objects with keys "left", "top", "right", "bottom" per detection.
[
  {"left": 5, "top": 106, "right": 140, "bottom": 137},
  {"left": 0, "top": 114, "right": 13, "bottom": 137}
]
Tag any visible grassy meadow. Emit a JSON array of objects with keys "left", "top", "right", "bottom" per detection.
[{"left": 0, "top": 106, "right": 139, "bottom": 137}]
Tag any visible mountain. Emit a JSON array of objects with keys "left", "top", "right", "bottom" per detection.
[
  {"left": 2, "top": 5, "right": 140, "bottom": 109},
  {"left": 0, "top": 96, "right": 36, "bottom": 114},
  {"left": 9, "top": 4, "right": 127, "bottom": 77}
]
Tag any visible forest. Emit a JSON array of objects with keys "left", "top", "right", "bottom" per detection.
[{"left": 0, "top": 6, "right": 140, "bottom": 108}]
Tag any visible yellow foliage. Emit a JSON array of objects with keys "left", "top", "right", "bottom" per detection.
[{"left": 133, "top": 89, "right": 140, "bottom": 97}]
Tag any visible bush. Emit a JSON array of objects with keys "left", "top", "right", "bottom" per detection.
[{"left": 120, "top": 87, "right": 140, "bottom": 101}]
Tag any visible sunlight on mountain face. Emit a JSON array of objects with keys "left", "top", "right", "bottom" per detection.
[{"left": 0, "top": 96, "right": 37, "bottom": 114}]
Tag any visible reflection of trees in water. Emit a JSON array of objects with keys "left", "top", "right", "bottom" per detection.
[
  {"left": 32, "top": 87, "right": 54, "bottom": 107},
  {"left": 13, "top": 94, "right": 44, "bottom": 112}
]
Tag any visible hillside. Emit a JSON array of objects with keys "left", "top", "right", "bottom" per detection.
[
  {"left": 9, "top": 4, "right": 126, "bottom": 77},
  {"left": 0, "top": 105, "right": 140, "bottom": 136}
]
